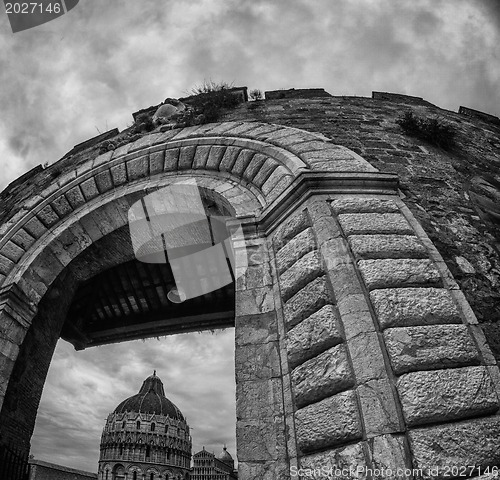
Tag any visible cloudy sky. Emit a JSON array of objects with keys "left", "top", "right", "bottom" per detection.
[{"left": 1, "top": 0, "right": 500, "bottom": 472}]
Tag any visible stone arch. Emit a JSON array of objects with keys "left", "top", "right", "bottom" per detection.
[{"left": 1, "top": 121, "right": 498, "bottom": 478}]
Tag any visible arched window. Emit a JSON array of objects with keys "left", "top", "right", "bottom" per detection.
[
  {"left": 136, "top": 420, "right": 141, "bottom": 430},
  {"left": 165, "top": 425, "right": 168, "bottom": 434},
  {"left": 122, "top": 421, "right": 126, "bottom": 428},
  {"left": 133, "top": 472, "right": 137, "bottom": 480},
  {"left": 146, "top": 445, "right": 151, "bottom": 459},
  {"left": 119, "top": 444, "right": 123, "bottom": 455},
  {"left": 105, "top": 471, "right": 109, "bottom": 480},
  {"left": 151, "top": 422, "right": 155, "bottom": 432},
  {"left": 150, "top": 473, "right": 154, "bottom": 480}
]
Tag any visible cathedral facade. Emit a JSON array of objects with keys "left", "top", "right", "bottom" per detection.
[
  {"left": 98, "top": 372, "right": 191, "bottom": 480},
  {"left": 192, "top": 447, "right": 237, "bottom": 480}
]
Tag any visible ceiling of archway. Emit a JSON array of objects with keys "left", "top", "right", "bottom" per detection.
[{"left": 62, "top": 257, "right": 234, "bottom": 350}]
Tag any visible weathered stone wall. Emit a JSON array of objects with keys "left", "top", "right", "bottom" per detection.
[
  {"left": 225, "top": 95, "right": 500, "bottom": 364},
  {"left": 271, "top": 194, "right": 500, "bottom": 478}
]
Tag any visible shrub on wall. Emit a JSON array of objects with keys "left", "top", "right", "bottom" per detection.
[{"left": 397, "top": 111, "right": 456, "bottom": 150}]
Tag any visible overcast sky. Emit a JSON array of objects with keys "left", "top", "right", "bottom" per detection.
[{"left": 1, "top": 0, "right": 500, "bottom": 473}]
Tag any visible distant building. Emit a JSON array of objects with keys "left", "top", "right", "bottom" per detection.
[
  {"left": 98, "top": 372, "right": 192, "bottom": 480},
  {"left": 191, "top": 447, "right": 237, "bottom": 480},
  {"left": 28, "top": 458, "right": 97, "bottom": 480}
]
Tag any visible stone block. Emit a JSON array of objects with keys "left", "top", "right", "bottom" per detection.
[
  {"left": 409, "top": 417, "right": 500, "bottom": 479},
  {"left": 110, "top": 163, "right": 127, "bottom": 186},
  {"left": 286, "top": 304, "right": 342, "bottom": 368},
  {"left": 235, "top": 311, "right": 278, "bottom": 346},
  {"left": 366, "top": 434, "right": 412, "bottom": 475},
  {"left": 80, "top": 177, "right": 100, "bottom": 200},
  {"left": 320, "top": 238, "right": 352, "bottom": 270},
  {"left": 65, "top": 186, "right": 87, "bottom": 209},
  {"left": 236, "top": 263, "right": 273, "bottom": 292},
  {"left": 243, "top": 153, "right": 266, "bottom": 182},
  {"left": 149, "top": 150, "right": 165, "bottom": 175},
  {"left": 261, "top": 166, "right": 292, "bottom": 198},
  {"left": 236, "top": 419, "right": 279, "bottom": 462},
  {"left": 327, "top": 263, "right": 364, "bottom": 302},
  {"left": 283, "top": 276, "right": 330, "bottom": 330},
  {"left": 338, "top": 213, "right": 414, "bottom": 235},
  {"left": 331, "top": 198, "right": 400, "bottom": 214},
  {"left": 349, "top": 234, "right": 428, "bottom": 259},
  {"left": 384, "top": 325, "right": 480, "bottom": 374},
  {"left": 295, "top": 390, "right": 362, "bottom": 453},
  {"left": 1, "top": 241, "right": 24, "bottom": 263},
  {"left": 397, "top": 366, "right": 499, "bottom": 426},
  {"left": 337, "top": 294, "right": 375, "bottom": 340},
  {"left": 218, "top": 146, "right": 241, "bottom": 172},
  {"left": 273, "top": 210, "right": 310, "bottom": 250},
  {"left": 235, "top": 341, "right": 281, "bottom": 382},
  {"left": 178, "top": 145, "right": 196, "bottom": 170},
  {"left": 236, "top": 378, "right": 284, "bottom": 420},
  {"left": 292, "top": 344, "right": 354, "bottom": 408},
  {"left": 206, "top": 145, "right": 227, "bottom": 170},
  {"left": 311, "top": 215, "right": 342, "bottom": 246},
  {"left": 347, "top": 332, "right": 387, "bottom": 383},
  {"left": 51, "top": 195, "right": 74, "bottom": 217},
  {"left": 359, "top": 259, "right": 441, "bottom": 290},
  {"left": 237, "top": 461, "right": 287, "bottom": 480},
  {"left": 370, "top": 287, "right": 462, "bottom": 329},
  {"left": 275, "top": 227, "right": 316, "bottom": 274},
  {"left": 37, "top": 204, "right": 60, "bottom": 227},
  {"left": 94, "top": 170, "right": 114, "bottom": 193},
  {"left": 279, "top": 251, "right": 322, "bottom": 302},
  {"left": 358, "top": 379, "right": 402, "bottom": 436},
  {"left": 164, "top": 147, "right": 180, "bottom": 171},
  {"left": 300, "top": 442, "right": 367, "bottom": 479},
  {"left": 23, "top": 217, "right": 47, "bottom": 239},
  {"left": 253, "top": 159, "right": 278, "bottom": 188},
  {"left": 126, "top": 155, "right": 149, "bottom": 180},
  {"left": 231, "top": 149, "right": 255, "bottom": 177},
  {"left": 235, "top": 287, "right": 274, "bottom": 316}
]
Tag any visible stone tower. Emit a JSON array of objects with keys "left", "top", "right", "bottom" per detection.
[
  {"left": 98, "top": 372, "right": 191, "bottom": 480},
  {"left": 0, "top": 87, "right": 500, "bottom": 479}
]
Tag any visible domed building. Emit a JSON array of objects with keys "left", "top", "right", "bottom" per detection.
[{"left": 98, "top": 372, "right": 192, "bottom": 480}]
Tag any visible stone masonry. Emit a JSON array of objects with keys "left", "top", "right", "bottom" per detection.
[{"left": 0, "top": 90, "right": 499, "bottom": 479}]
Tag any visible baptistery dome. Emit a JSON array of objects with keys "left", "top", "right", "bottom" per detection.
[{"left": 98, "top": 372, "right": 192, "bottom": 480}]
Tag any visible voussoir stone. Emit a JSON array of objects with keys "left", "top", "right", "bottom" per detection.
[
  {"left": 370, "top": 287, "right": 461, "bottom": 329},
  {"left": 409, "top": 417, "right": 500, "bottom": 479},
  {"left": 275, "top": 227, "right": 316, "bottom": 274},
  {"left": 359, "top": 259, "right": 441, "bottom": 290},
  {"left": 284, "top": 276, "right": 330, "bottom": 330},
  {"left": 331, "top": 198, "right": 400, "bottom": 214},
  {"left": 348, "top": 234, "right": 428, "bottom": 259},
  {"left": 292, "top": 344, "right": 353, "bottom": 408},
  {"left": 279, "top": 251, "right": 323, "bottom": 302},
  {"left": 384, "top": 324, "right": 480, "bottom": 374},
  {"left": 338, "top": 213, "right": 414, "bottom": 235},
  {"left": 286, "top": 304, "right": 342, "bottom": 369},
  {"left": 397, "top": 366, "right": 499, "bottom": 426},
  {"left": 295, "top": 390, "right": 362, "bottom": 453}
]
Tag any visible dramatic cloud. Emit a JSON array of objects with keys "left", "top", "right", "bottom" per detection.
[{"left": 1, "top": 0, "right": 499, "bottom": 472}]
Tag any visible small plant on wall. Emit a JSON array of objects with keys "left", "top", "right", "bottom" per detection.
[
  {"left": 184, "top": 80, "right": 241, "bottom": 124},
  {"left": 396, "top": 110, "right": 456, "bottom": 150}
]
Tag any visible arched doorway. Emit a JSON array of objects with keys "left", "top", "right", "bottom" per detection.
[{"left": 1, "top": 121, "right": 499, "bottom": 478}]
